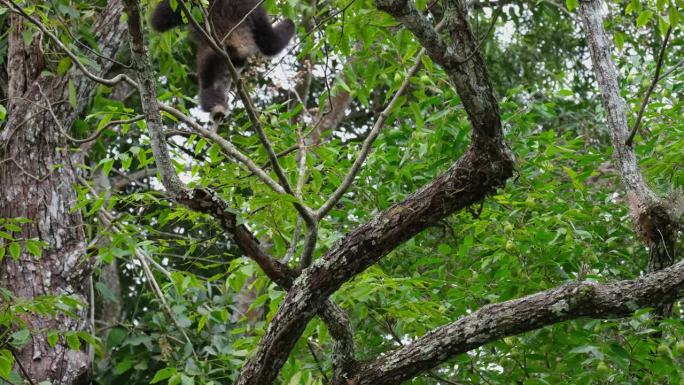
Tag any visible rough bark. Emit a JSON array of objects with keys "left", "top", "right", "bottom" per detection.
[
  {"left": 354, "top": 258, "right": 684, "bottom": 384},
  {"left": 579, "top": 0, "right": 681, "bottom": 316},
  {"left": 0, "top": 1, "right": 126, "bottom": 383},
  {"left": 234, "top": 0, "right": 514, "bottom": 383}
]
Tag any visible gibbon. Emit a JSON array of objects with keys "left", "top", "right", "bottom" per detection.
[{"left": 150, "top": 0, "right": 295, "bottom": 116}]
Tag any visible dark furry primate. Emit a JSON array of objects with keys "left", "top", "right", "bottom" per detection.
[{"left": 150, "top": 0, "right": 295, "bottom": 116}]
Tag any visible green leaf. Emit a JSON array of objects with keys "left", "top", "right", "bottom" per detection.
[
  {"left": 114, "top": 360, "right": 134, "bottom": 375},
  {"left": 22, "top": 30, "right": 34, "bottom": 46},
  {"left": 95, "top": 282, "right": 119, "bottom": 303},
  {"left": 0, "top": 349, "right": 14, "bottom": 378},
  {"left": 11, "top": 329, "right": 30, "bottom": 348},
  {"left": 565, "top": 0, "right": 578, "bottom": 11},
  {"left": 150, "top": 367, "right": 176, "bottom": 383},
  {"left": 66, "top": 333, "right": 81, "bottom": 351},
  {"left": 9, "top": 243, "right": 21, "bottom": 260},
  {"left": 0, "top": 104, "right": 6, "bottom": 121},
  {"left": 637, "top": 11, "right": 653, "bottom": 28},
  {"left": 180, "top": 374, "right": 194, "bottom": 385},
  {"left": 614, "top": 32, "right": 625, "bottom": 51},
  {"left": 106, "top": 327, "right": 127, "bottom": 347},
  {"left": 47, "top": 332, "right": 59, "bottom": 348},
  {"left": 24, "top": 240, "right": 42, "bottom": 258},
  {"left": 56, "top": 57, "right": 72, "bottom": 76},
  {"left": 287, "top": 372, "right": 302, "bottom": 385},
  {"left": 68, "top": 79, "right": 77, "bottom": 110}
]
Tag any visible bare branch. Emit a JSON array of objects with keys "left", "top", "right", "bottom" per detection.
[
  {"left": 354, "top": 260, "right": 684, "bottom": 384},
  {"left": 111, "top": 168, "right": 158, "bottom": 191},
  {"left": 0, "top": 0, "right": 137, "bottom": 88},
  {"left": 626, "top": 26, "right": 672, "bottom": 146},
  {"left": 580, "top": 0, "right": 680, "bottom": 317}
]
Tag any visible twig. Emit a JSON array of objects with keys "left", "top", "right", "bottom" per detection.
[
  {"left": 111, "top": 168, "right": 159, "bottom": 191},
  {"left": 9, "top": 347, "right": 36, "bottom": 385},
  {"left": 46, "top": 0, "right": 131, "bottom": 69},
  {"left": 283, "top": 216, "right": 302, "bottom": 263},
  {"left": 307, "top": 340, "right": 330, "bottom": 383},
  {"left": 316, "top": 41, "right": 428, "bottom": 218},
  {"left": 295, "top": 122, "right": 318, "bottom": 269},
  {"left": 657, "top": 56, "right": 684, "bottom": 82},
  {"left": 135, "top": 246, "right": 197, "bottom": 358},
  {"left": 1, "top": 0, "right": 137, "bottom": 87},
  {"left": 221, "top": 0, "right": 267, "bottom": 44},
  {"left": 39, "top": 84, "right": 143, "bottom": 145},
  {"left": 626, "top": 27, "right": 672, "bottom": 146},
  {"left": 159, "top": 104, "right": 287, "bottom": 195},
  {"left": 455, "top": 4, "right": 502, "bottom": 65},
  {"left": 174, "top": 1, "right": 302, "bottom": 206}
]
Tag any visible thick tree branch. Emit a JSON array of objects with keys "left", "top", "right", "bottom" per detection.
[
  {"left": 580, "top": 0, "right": 681, "bottom": 316},
  {"left": 118, "top": 3, "right": 356, "bottom": 371},
  {"left": 235, "top": 1, "right": 514, "bottom": 383},
  {"left": 354, "top": 259, "right": 684, "bottom": 384},
  {"left": 375, "top": 0, "right": 463, "bottom": 68}
]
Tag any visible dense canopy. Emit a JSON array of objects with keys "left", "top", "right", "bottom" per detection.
[{"left": 0, "top": 0, "right": 683, "bottom": 385}]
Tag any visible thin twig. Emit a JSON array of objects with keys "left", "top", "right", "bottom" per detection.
[
  {"left": 39, "top": 84, "right": 143, "bottom": 145},
  {"left": 9, "top": 347, "right": 36, "bottom": 385},
  {"left": 316, "top": 43, "right": 428, "bottom": 218},
  {"left": 626, "top": 27, "right": 672, "bottom": 146},
  {"left": 657, "top": 56, "right": 684, "bottom": 82},
  {"left": 1, "top": 0, "right": 137, "bottom": 87},
  {"left": 159, "top": 104, "right": 286, "bottom": 194},
  {"left": 174, "top": 2, "right": 304, "bottom": 211},
  {"left": 220, "top": 0, "right": 267, "bottom": 44},
  {"left": 283, "top": 216, "right": 302, "bottom": 263},
  {"left": 307, "top": 340, "right": 330, "bottom": 383}
]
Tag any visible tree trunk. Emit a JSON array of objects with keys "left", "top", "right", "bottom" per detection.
[{"left": 0, "top": 2, "right": 126, "bottom": 383}]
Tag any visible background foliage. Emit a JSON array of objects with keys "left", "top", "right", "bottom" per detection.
[{"left": 1, "top": 0, "right": 683, "bottom": 384}]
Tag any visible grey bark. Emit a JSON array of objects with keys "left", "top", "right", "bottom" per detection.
[
  {"left": 234, "top": 0, "right": 514, "bottom": 383},
  {"left": 579, "top": 0, "right": 681, "bottom": 316},
  {"left": 354, "top": 258, "right": 684, "bottom": 384},
  {"left": 0, "top": 1, "right": 127, "bottom": 383}
]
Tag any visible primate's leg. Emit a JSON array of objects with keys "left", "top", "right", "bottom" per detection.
[
  {"left": 197, "top": 45, "right": 229, "bottom": 117},
  {"left": 150, "top": 0, "right": 184, "bottom": 32},
  {"left": 250, "top": 10, "right": 295, "bottom": 56}
]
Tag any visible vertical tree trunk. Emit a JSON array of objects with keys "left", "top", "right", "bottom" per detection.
[{"left": 0, "top": 2, "right": 126, "bottom": 383}]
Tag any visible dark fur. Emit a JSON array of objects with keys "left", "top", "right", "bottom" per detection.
[{"left": 150, "top": 0, "right": 295, "bottom": 115}]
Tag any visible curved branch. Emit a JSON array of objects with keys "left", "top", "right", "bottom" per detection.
[
  {"left": 355, "top": 260, "right": 684, "bottom": 384},
  {"left": 234, "top": 0, "right": 514, "bottom": 382},
  {"left": 0, "top": 0, "right": 137, "bottom": 88}
]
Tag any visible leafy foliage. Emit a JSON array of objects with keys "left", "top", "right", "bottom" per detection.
[{"left": 1, "top": 0, "right": 683, "bottom": 384}]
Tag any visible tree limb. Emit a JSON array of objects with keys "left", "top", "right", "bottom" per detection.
[
  {"left": 625, "top": 26, "right": 672, "bottom": 146},
  {"left": 579, "top": 0, "right": 681, "bottom": 317},
  {"left": 354, "top": 259, "right": 684, "bottom": 384},
  {"left": 234, "top": 1, "right": 514, "bottom": 383}
]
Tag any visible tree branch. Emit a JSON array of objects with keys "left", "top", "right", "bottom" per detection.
[
  {"left": 234, "top": 1, "right": 513, "bottom": 383},
  {"left": 626, "top": 26, "right": 672, "bottom": 146},
  {"left": 0, "top": 0, "right": 136, "bottom": 88},
  {"left": 579, "top": 0, "right": 681, "bottom": 317},
  {"left": 354, "top": 259, "right": 684, "bottom": 384}
]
